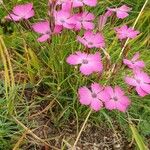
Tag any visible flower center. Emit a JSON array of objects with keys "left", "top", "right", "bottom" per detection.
[
  {"left": 82, "top": 59, "right": 88, "bottom": 64},
  {"left": 60, "top": 19, "right": 65, "bottom": 23},
  {"left": 79, "top": 19, "right": 83, "bottom": 22},
  {"left": 136, "top": 79, "right": 141, "bottom": 84},
  {"left": 91, "top": 93, "right": 97, "bottom": 98},
  {"left": 88, "top": 42, "right": 93, "bottom": 45},
  {"left": 112, "top": 97, "right": 118, "bottom": 101},
  {"left": 46, "top": 31, "right": 50, "bottom": 34}
]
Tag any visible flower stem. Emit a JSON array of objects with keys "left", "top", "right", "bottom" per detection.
[
  {"left": 72, "top": 109, "right": 92, "bottom": 149},
  {"left": 101, "top": 48, "right": 111, "bottom": 60}
]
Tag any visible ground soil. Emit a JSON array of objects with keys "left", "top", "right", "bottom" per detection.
[{"left": 21, "top": 113, "right": 135, "bottom": 150}]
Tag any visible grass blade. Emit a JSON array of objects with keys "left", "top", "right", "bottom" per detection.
[{"left": 129, "top": 123, "right": 148, "bottom": 150}]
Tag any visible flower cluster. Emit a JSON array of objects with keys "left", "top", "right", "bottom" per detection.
[
  {"left": 6, "top": 2, "right": 139, "bottom": 43},
  {"left": 78, "top": 83, "right": 130, "bottom": 112},
  {"left": 124, "top": 53, "right": 150, "bottom": 97},
  {"left": 6, "top": 1, "right": 149, "bottom": 113}
]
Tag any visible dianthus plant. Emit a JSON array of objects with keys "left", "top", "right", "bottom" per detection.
[{"left": 5, "top": 0, "right": 149, "bottom": 148}]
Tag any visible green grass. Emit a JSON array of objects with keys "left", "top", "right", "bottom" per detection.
[{"left": 0, "top": 0, "right": 150, "bottom": 149}]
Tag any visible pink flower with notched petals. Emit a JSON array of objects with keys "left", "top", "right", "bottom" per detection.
[
  {"left": 123, "top": 52, "right": 145, "bottom": 70},
  {"left": 100, "top": 86, "right": 131, "bottom": 112},
  {"left": 78, "top": 83, "right": 104, "bottom": 111},
  {"left": 6, "top": 3, "right": 34, "bottom": 21},
  {"left": 54, "top": 10, "right": 76, "bottom": 29},
  {"left": 115, "top": 25, "right": 139, "bottom": 40},
  {"left": 108, "top": 5, "right": 132, "bottom": 19},
  {"left": 72, "top": 12, "right": 95, "bottom": 30},
  {"left": 72, "top": 0, "right": 97, "bottom": 7},
  {"left": 77, "top": 31, "right": 105, "bottom": 48},
  {"left": 66, "top": 52, "right": 103, "bottom": 75},
  {"left": 32, "top": 21, "right": 62, "bottom": 42},
  {"left": 125, "top": 71, "right": 150, "bottom": 97}
]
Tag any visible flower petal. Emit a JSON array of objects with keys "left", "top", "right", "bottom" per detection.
[
  {"left": 78, "top": 87, "right": 92, "bottom": 105},
  {"left": 118, "top": 96, "right": 131, "bottom": 107},
  {"left": 66, "top": 51, "right": 86, "bottom": 65},
  {"left": 24, "top": 9, "right": 34, "bottom": 19},
  {"left": 13, "top": 3, "right": 33, "bottom": 16},
  {"left": 135, "top": 61, "right": 145, "bottom": 68},
  {"left": 116, "top": 11, "right": 129, "bottom": 19},
  {"left": 54, "top": 25, "right": 63, "bottom": 34},
  {"left": 105, "top": 86, "right": 114, "bottom": 96},
  {"left": 116, "top": 102, "right": 128, "bottom": 112},
  {"left": 98, "top": 90, "right": 110, "bottom": 102},
  {"left": 125, "top": 77, "right": 137, "bottom": 86},
  {"left": 105, "top": 100, "right": 116, "bottom": 110},
  {"left": 82, "top": 22, "right": 95, "bottom": 30},
  {"left": 91, "top": 83, "right": 103, "bottom": 94},
  {"left": 114, "top": 86, "right": 125, "bottom": 97},
  {"left": 123, "top": 59, "right": 132, "bottom": 66},
  {"left": 136, "top": 86, "right": 148, "bottom": 97},
  {"left": 141, "top": 83, "right": 150, "bottom": 94},
  {"left": 37, "top": 34, "right": 50, "bottom": 42},
  {"left": 6, "top": 14, "right": 21, "bottom": 21},
  {"left": 80, "top": 64, "right": 94, "bottom": 75},
  {"left": 32, "top": 21, "right": 50, "bottom": 34},
  {"left": 90, "top": 99, "right": 102, "bottom": 111},
  {"left": 132, "top": 52, "right": 140, "bottom": 61}
]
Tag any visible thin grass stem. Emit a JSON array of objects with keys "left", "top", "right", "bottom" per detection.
[{"left": 72, "top": 109, "right": 92, "bottom": 149}]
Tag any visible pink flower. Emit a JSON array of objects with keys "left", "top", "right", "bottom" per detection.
[
  {"left": 123, "top": 52, "right": 145, "bottom": 70},
  {"left": 108, "top": 5, "right": 132, "bottom": 19},
  {"left": 32, "top": 21, "right": 62, "bottom": 42},
  {"left": 100, "top": 86, "right": 131, "bottom": 112},
  {"left": 6, "top": 3, "right": 34, "bottom": 21},
  {"left": 125, "top": 71, "right": 150, "bottom": 97},
  {"left": 98, "top": 10, "right": 112, "bottom": 31},
  {"left": 66, "top": 51, "right": 103, "bottom": 75},
  {"left": 78, "top": 83, "right": 103, "bottom": 111},
  {"left": 115, "top": 25, "right": 139, "bottom": 40},
  {"left": 77, "top": 31, "right": 105, "bottom": 48},
  {"left": 54, "top": 10, "right": 76, "bottom": 29},
  {"left": 72, "top": 0, "right": 97, "bottom": 7},
  {"left": 72, "top": 12, "right": 95, "bottom": 30}
]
